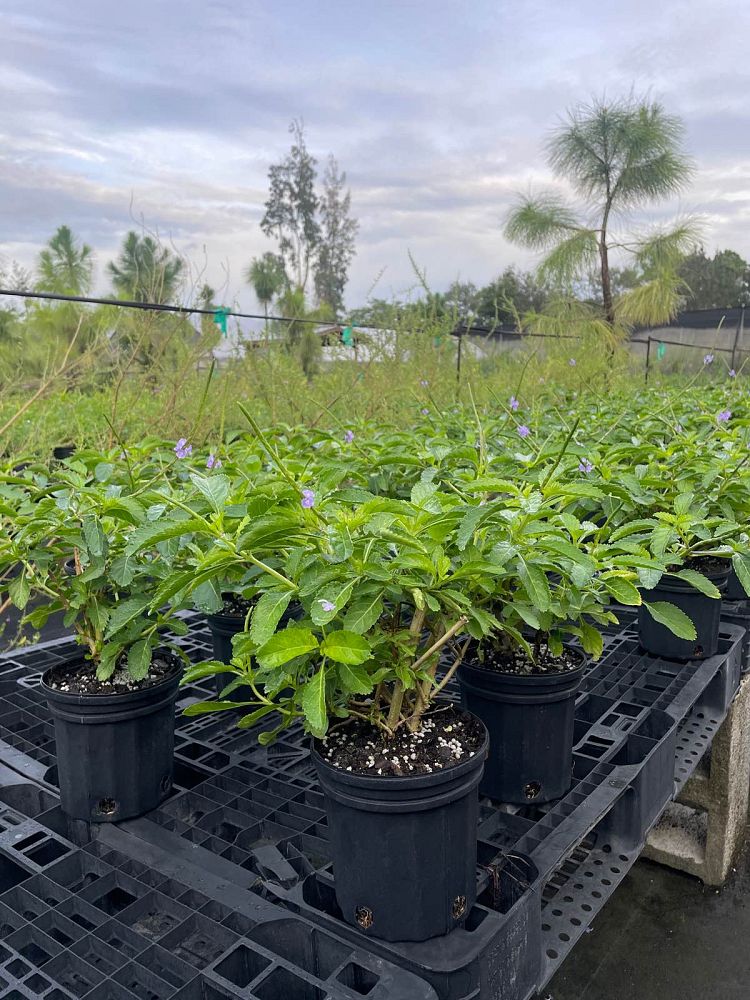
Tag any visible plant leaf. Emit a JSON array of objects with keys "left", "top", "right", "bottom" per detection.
[
  {"left": 644, "top": 601, "right": 697, "bottom": 641},
  {"left": 249, "top": 591, "right": 294, "bottom": 647},
  {"left": 302, "top": 667, "right": 327, "bottom": 734},
  {"left": 603, "top": 577, "right": 642, "bottom": 606},
  {"left": 319, "top": 630, "right": 372, "bottom": 665},
  {"left": 256, "top": 628, "right": 318, "bottom": 669},
  {"left": 671, "top": 569, "right": 721, "bottom": 599},
  {"left": 190, "top": 473, "right": 230, "bottom": 512},
  {"left": 127, "top": 640, "right": 152, "bottom": 681}
]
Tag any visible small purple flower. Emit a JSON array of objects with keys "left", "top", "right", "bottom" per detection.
[
  {"left": 510, "top": 396, "right": 519, "bottom": 411},
  {"left": 717, "top": 409, "right": 731, "bottom": 423},
  {"left": 343, "top": 430, "right": 354, "bottom": 444},
  {"left": 318, "top": 599, "right": 336, "bottom": 613},
  {"left": 569, "top": 358, "right": 577, "bottom": 367},
  {"left": 729, "top": 369, "right": 736, "bottom": 378},
  {"left": 301, "top": 489, "right": 315, "bottom": 509},
  {"left": 675, "top": 423, "right": 683, "bottom": 433},
  {"left": 704, "top": 353, "right": 714, "bottom": 365},
  {"left": 421, "top": 408, "right": 429, "bottom": 416},
  {"left": 206, "top": 454, "right": 221, "bottom": 470},
  {"left": 517, "top": 424, "right": 530, "bottom": 439},
  {"left": 420, "top": 379, "right": 429, "bottom": 387},
  {"left": 174, "top": 438, "right": 192, "bottom": 459},
  {"left": 578, "top": 459, "right": 593, "bottom": 474}
]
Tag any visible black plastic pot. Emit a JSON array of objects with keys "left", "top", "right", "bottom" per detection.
[
  {"left": 205, "top": 599, "right": 300, "bottom": 701},
  {"left": 458, "top": 649, "right": 586, "bottom": 805},
  {"left": 312, "top": 718, "right": 489, "bottom": 943},
  {"left": 639, "top": 564, "right": 730, "bottom": 660},
  {"left": 52, "top": 445, "right": 76, "bottom": 461},
  {"left": 41, "top": 652, "right": 181, "bottom": 822}
]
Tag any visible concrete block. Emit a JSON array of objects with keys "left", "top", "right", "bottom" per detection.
[{"left": 644, "top": 674, "right": 750, "bottom": 885}]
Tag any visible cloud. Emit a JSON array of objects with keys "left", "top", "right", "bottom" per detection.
[{"left": 2, "top": 0, "right": 750, "bottom": 308}]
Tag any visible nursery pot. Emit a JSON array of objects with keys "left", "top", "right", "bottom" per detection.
[
  {"left": 458, "top": 649, "right": 586, "bottom": 805},
  {"left": 312, "top": 719, "right": 489, "bottom": 943},
  {"left": 52, "top": 445, "right": 76, "bottom": 461},
  {"left": 639, "top": 564, "right": 730, "bottom": 660},
  {"left": 205, "top": 599, "right": 301, "bottom": 701},
  {"left": 41, "top": 652, "right": 181, "bottom": 823}
]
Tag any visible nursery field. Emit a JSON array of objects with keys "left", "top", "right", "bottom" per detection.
[{"left": 1, "top": 347, "right": 748, "bottom": 1000}]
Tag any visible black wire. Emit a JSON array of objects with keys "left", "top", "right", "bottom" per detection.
[{"left": 0, "top": 287, "right": 387, "bottom": 331}]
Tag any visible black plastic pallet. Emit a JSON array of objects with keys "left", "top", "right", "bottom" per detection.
[{"left": 0, "top": 612, "right": 744, "bottom": 1000}]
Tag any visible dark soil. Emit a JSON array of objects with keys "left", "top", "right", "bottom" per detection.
[
  {"left": 217, "top": 593, "right": 254, "bottom": 617},
  {"left": 44, "top": 651, "right": 181, "bottom": 695},
  {"left": 473, "top": 642, "right": 582, "bottom": 676},
  {"left": 317, "top": 706, "right": 485, "bottom": 776},
  {"left": 679, "top": 556, "right": 730, "bottom": 576}
]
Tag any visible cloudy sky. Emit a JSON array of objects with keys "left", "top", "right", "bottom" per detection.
[{"left": 2, "top": 0, "right": 750, "bottom": 311}]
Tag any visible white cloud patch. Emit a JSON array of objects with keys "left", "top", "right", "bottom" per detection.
[{"left": 1, "top": 0, "right": 750, "bottom": 308}]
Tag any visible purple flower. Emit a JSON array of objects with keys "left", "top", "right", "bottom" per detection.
[
  {"left": 517, "top": 424, "right": 530, "bottom": 439},
  {"left": 578, "top": 459, "right": 593, "bottom": 474},
  {"left": 318, "top": 599, "right": 336, "bottom": 613},
  {"left": 676, "top": 423, "right": 683, "bottom": 433},
  {"left": 206, "top": 454, "right": 221, "bottom": 470},
  {"left": 174, "top": 438, "right": 192, "bottom": 459},
  {"left": 420, "top": 379, "right": 429, "bottom": 387},
  {"left": 421, "top": 408, "right": 429, "bottom": 416},
  {"left": 704, "top": 353, "right": 714, "bottom": 365},
  {"left": 301, "top": 489, "right": 315, "bottom": 509},
  {"left": 717, "top": 409, "right": 731, "bottom": 422},
  {"left": 729, "top": 369, "right": 736, "bottom": 378},
  {"left": 343, "top": 430, "right": 354, "bottom": 444},
  {"left": 569, "top": 358, "right": 577, "bottom": 367},
  {"left": 510, "top": 396, "right": 519, "bottom": 411}
]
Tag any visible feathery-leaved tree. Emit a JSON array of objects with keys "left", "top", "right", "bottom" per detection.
[
  {"left": 245, "top": 253, "right": 287, "bottom": 321},
  {"left": 505, "top": 96, "right": 698, "bottom": 330},
  {"left": 108, "top": 232, "right": 184, "bottom": 304},
  {"left": 37, "top": 226, "right": 93, "bottom": 296}
]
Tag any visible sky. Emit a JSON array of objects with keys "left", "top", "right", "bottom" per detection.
[{"left": 2, "top": 0, "right": 750, "bottom": 312}]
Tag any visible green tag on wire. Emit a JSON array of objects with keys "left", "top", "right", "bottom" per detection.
[
  {"left": 657, "top": 342, "right": 666, "bottom": 360},
  {"left": 341, "top": 326, "right": 354, "bottom": 346},
  {"left": 213, "top": 308, "right": 229, "bottom": 335}
]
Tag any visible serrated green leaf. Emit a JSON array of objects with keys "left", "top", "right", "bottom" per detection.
[
  {"left": 518, "top": 559, "right": 551, "bottom": 612},
  {"left": 126, "top": 517, "right": 201, "bottom": 556},
  {"left": 8, "top": 572, "right": 30, "bottom": 610},
  {"left": 319, "top": 630, "right": 371, "bottom": 665},
  {"left": 256, "top": 628, "right": 318, "bottom": 669},
  {"left": 127, "top": 640, "right": 152, "bottom": 681},
  {"left": 731, "top": 553, "right": 750, "bottom": 597},
  {"left": 603, "top": 577, "right": 642, "bottom": 606},
  {"left": 338, "top": 662, "right": 372, "bottom": 694},
  {"left": 190, "top": 472, "right": 230, "bottom": 512},
  {"left": 671, "top": 569, "right": 721, "bottom": 599},
  {"left": 644, "top": 601, "right": 697, "bottom": 641},
  {"left": 579, "top": 621, "right": 603, "bottom": 659},
  {"left": 302, "top": 667, "right": 327, "bottom": 734},
  {"left": 104, "top": 597, "right": 151, "bottom": 639},
  {"left": 343, "top": 593, "right": 384, "bottom": 634},
  {"left": 249, "top": 591, "right": 294, "bottom": 646}
]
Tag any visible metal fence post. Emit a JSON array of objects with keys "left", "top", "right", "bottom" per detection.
[{"left": 645, "top": 336, "right": 652, "bottom": 384}]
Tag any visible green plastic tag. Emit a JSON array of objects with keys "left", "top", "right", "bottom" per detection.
[
  {"left": 341, "top": 326, "right": 354, "bottom": 346},
  {"left": 213, "top": 308, "right": 229, "bottom": 335},
  {"left": 657, "top": 342, "right": 666, "bottom": 360}
]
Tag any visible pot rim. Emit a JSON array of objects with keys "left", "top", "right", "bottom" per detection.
[
  {"left": 462, "top": 641, "right": 587, "bottom": 683},
  {"left": 312, "top": 709, "right": 489, "bottom": 791},
  {"left": 41, "top": 647, "right": 182, "bottom": 701}
]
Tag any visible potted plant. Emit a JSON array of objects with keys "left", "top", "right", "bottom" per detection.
[
  {"left": 451, "top": 480, "right": 653, "bottom": 804},
  {"left": 174, "top": 454, "right": 493, "bottom": 943},
  {"left": 0, "top": 468, "right": 188, "bottom": 821}
]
